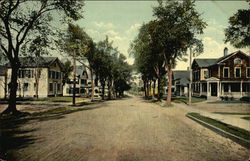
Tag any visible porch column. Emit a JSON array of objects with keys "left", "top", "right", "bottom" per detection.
[
  {"left": 240, "top": 81, "right": 243, "bottom": 97},
  {"left": 207, "top": 82, "right": 210, "bottom": 97},
  {"left": 221, "top": 83, "right": 224, "bottom": 96},
  {"left": 200, "top": 83, "right": 202, "bottom": 96},
  {"left": 217, "top": 81, "right": 220, "bottom": 97}
]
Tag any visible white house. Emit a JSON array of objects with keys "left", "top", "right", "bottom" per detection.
[
  {"left": 63, "top": 65, "right": 102, "bottom": 98},
  {"left": 1, "top": 57, "right": 63, "bottom": 98}
]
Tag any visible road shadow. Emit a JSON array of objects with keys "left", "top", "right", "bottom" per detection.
[
  {"left": 0, "top": 116, "right": 38, "bottom": 161},
  {"left": 0, "top": 102, "right": 106, "bottom": 160}
]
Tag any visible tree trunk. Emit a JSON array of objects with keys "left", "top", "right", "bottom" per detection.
[
  {"left": 3, "top": 65, "right": 19, "bottom": 115},
  {"left": 166, "top": 63, "right": 172, "bottom": 105},
  {"left": 90, "top": 68, "right": 95, "bottom": 102},
  {"left": 152, "top": 79, "right": 156, "bottom": 98},
  {"left": 157, "top": 77, "right": 161, "bottom": 101},
  {"left": 101, "top": 81, "right": 105, "bottom": 100},
  {"left": 144, "top": 80, "right": 147, "bottom": 98},
  {"left": 35, "top": 68, "right": 41, "bottom": 99},
  {"left": 148, "top": 80, "right": 151, "bottom": 97},
  {"left": 108, "top": 79, "right": 111, "bottom": 100},
  {"left": 4, "top": 69, "right": 7, "bottom": 99}
]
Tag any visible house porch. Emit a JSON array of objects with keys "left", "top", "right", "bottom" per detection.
[{"left": 193, "top": 79, "right": 250, "bottom": 99}]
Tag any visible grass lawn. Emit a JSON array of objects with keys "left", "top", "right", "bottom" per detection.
[
  {"left": 36, "top": 97, "right": 87, "bottom": 102},
  {"left": 172, "top": 97, "right": 206, "bottom": 104},
  {"left": 213, "top": 112, "right": 250, "bottom": 115},
  {"left": 208, "top": 100, "right": 250, "bottom": 104},
  {"left": 188, "top": 113, "right": 250, "bottom": 141},
  {"left": 242, "top": 117, "right": 250, "bottom": 121}
]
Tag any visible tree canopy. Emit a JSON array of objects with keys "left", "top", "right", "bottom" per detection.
[
  {"left": 0, "top": 0, "right": 84, "bottom": 114},
  {"left": 224, "top": 9, "right": 250, "bottom": 48},
  {"left": 130, "top": 0, "right": 206, "bottom": 104}
]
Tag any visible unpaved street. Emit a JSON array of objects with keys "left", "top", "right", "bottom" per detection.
[{"left": 6, "top": 95, "right": 249, "bottom": 161}]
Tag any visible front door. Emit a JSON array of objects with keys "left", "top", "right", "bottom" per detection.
[
  {"left": 54, "top": 82, "right": 57, "bottom": 96},
  {"left": 211, "top": 83, "right": 217, "bottom": 96}
]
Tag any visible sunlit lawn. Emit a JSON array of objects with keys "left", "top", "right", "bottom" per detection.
[
  {"left": 35, "top": 97, "right": 87, "bottom": 102},
  {"left": 172, "top": 97, "right": 206, "bottom": 104}
]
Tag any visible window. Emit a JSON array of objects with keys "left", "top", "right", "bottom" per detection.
[
  {"left": 223, "top": 67, "right": 229, "bottom": 78},
  {"left": 57, "top": 84, "right": 61, "bottom": 92},
  {"left": 80, "top": 88, "right": 85, "bottom": 94},
  {"left": 247, "top": 67, "right": 250, "bottom": 78},
  {"left": 231, "top": 83, "right": 240, "bottom": 92},
  {"left": 243, "top": 83, "right": 250, "bottom": 92},
  {"left": 224, "top": 84, "right": 229, "bottom": 92},
  {"left": 81, "top": 79, "right": 87, "bottom": 85},
  {"left": 234, "top": 67, "right": 241, "bottom": 78},
  {"left": 18, "top": 70, "right": 33, "bottom": 78},
  {"left": 204, "top": 71, "right": 208, "bottom": 79},
  {"left": 234, "top": 58, "right": 242, "bottom": 65},
  {"left": 56, "top": 72, "right": 59, "bottom": 79},
  {"left": 52, "top": 71, "right": 55, "bottom": 79},
  {"left": 23, "top": 83, "right": 29, "bottom": 91},
  {"left": 49, "top": 83, "right": 53, "bottom": 92}
]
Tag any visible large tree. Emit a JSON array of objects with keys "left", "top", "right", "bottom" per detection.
[
  {"left": 0, "top": 0, "right": 84, "bottom": 115},
  {"left": 152, "top": 0, "right": 206, "bottom": 105},
  {"left": 59, "top": 23, "right": 95, "bottom": 103},
  {"left": 130, "top": 22, "right": 165, "bottom": 100},
  {"left": 93, "top": 37, "right": 113, "bottom": 100},
  {"left": 224, "top": 9, "right": 250, "bottom": 48}
]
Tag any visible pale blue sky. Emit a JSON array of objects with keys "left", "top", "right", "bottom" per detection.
[{"left": 76, "top": 1, "right": 249, "bottom": 70}]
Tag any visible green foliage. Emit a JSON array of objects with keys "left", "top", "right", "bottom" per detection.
[
  {"left": 60, "top": 23, "right": 93, "bottom": 58},
  {"left": 152, "top": 0, "right": 206, "bottom": 62},
  {"left": 61, "top": 60, "right": 73, "bottom": 85},
  {"left": 0, "top": 0, "right": 84, "bottom": 58},
  {"left": 0, "top": 0, "right": 84, "bottom": 113},
  {"left": 224, "top": 9, "right": 250, "bottom": 48},
  {"left": 91, "top": 37, "right": 132, "bottom": 95}
]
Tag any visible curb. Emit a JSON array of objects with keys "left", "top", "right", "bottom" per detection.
[{"left": 186, "top": 114, "right": 250, "bottom": 149}]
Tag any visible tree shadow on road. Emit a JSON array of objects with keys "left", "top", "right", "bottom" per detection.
[
  {"left": 0, "top": 115, "right": 38, "bottom": 161},
  {"left": 0, "top": 102, "right": 105, "bottom": 160}
]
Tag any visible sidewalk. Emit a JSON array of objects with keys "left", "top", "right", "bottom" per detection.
[{"left": 174, "top": 102, "right": 250, "bottom": 131}]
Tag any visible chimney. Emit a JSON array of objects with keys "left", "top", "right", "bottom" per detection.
[{"left": 224, "top": 47, "right": 228, "bottom": 57}]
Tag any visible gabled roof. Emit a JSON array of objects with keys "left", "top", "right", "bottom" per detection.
[
  {"left": 216, "top": 50, "right": 248, "bottom": 64},
  {"left": 193, "top": 59, "right": 218, "bottom": 68},
  {"left": 173, "top": 70, "right": 190, "bottom": 86},
  {"left": 7, "top": 57, "right": 61, "bottom": 68},
  {"left": 193, "top": 50, "right": 249, "bottom": 68},
  {"left": 76, "top": 65, "right": 87, "bottom": 77}
]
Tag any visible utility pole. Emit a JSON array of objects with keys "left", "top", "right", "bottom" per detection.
[
  {"left": 189, "top": 47, "right": 193, "bottom": 106},
  {"left": 72, "top": 48, "right": 76, "bottom": 106}
]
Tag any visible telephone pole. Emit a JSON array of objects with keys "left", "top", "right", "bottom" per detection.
[
  {"left": 189, "top": 47, "right": 193, "bottom": 106},
  {"left": 72, "top": 48, "right": 76, "bottom": 106}
]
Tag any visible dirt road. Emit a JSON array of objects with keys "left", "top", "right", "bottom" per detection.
[{"left": 6, "top": 95, "right": 249, "bottom": 161}]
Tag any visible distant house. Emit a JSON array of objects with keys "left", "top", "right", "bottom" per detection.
[
  {"left": 163, "top": 70, "right": 190, "bottom": 96},
  {"left": 1, "top": 57, "right": 63, "bottom": 98},
  {"left": 172, "top": 70, "right": 190, "bottom": 96},
  {"left": 192, "top": 49, "right": 250, "bottom": 99},
  {"left": 63, "top": 65, "right": 89, "bottom": 97}
]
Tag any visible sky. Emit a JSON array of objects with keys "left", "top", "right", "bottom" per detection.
[{"left": 76, "top": 1, "right": 249, "bottom": 70}]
